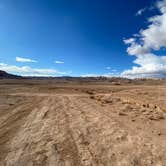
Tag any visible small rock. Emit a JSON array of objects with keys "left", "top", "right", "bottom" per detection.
[
  {"left": 142, "top": 104, "right": 149, "bottom": 108},
  {"left": 141, "top": 109, "right": 146, "bottom": 113},
  {"left": 118, "top": 112, "right": 127, "bottom": 116},
  {"left": 90, "top": 95, "right": 95, "bottom": 99},
  {"left": 142, "top": 104, "right": 146, "bottom": 107}
]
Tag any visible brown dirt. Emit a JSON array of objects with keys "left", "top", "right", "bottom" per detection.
[{"left": 0, "top": 79, "right": 166, "bottom": 166}]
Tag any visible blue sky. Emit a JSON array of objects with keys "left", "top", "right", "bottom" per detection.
[{"left": 0, "top": 0, "right": 166, "bottom": 77}]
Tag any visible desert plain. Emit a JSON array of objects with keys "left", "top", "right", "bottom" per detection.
[{"left": 0, "top": 78, "right": 166, "bottom": 166}]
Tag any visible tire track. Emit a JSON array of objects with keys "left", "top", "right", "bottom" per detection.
[
  {"left": 60, "top": 96, "right": 126, "bottom": 166},
  {"left": 0, "top": 97, "right": 42, "bottom": 164},
  {"left": 3, "top": 96, "right": 83, "bottom": 166},
  {"left": 1, "top": 93, "right": 166, "bottom": 165},
  {"left": 61, "top": 96, "right": 98, "bottom": 166}
]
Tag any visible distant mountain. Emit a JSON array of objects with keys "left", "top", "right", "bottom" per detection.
[
  {"left": 0, "top": 70, "right": 22, "bottom": 79},
  {"left": 0, "top": 70, "right": 164, "bottom": 85}
]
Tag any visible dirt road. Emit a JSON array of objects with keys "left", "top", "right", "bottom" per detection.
[{"left": 0, "top": 80, "right": 166, "bottom": 165}]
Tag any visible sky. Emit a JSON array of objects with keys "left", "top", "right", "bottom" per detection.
[{"left": 0, "top": 0, "right": 166, "bottom": 77}]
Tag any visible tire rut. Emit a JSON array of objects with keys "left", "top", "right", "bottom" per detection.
[
  {"left": 61, "top": 96, "right": 121, "bottom": 166},
  {"left": 0, "top": 97, "right": 42, "bottom": 164},
  {"left": 3, "top": 96, "right": 83, "bottom": 166}
]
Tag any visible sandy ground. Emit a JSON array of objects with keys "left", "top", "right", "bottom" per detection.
[{"left": 0, "top": 79, "right": 166, "bottom": 166}]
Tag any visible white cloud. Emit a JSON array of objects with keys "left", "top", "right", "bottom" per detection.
[
  {"left": 121, "top": 54, "right": 166, "bottom": 78},
  {"left": 136, "top": 8, "right": 146, "bottom": 16},
  {"left": 126, "top": 43, "right": 150, "bottom": 56},
  {"left": 81, "top": 72, "right": 120, "bottom": 78},
  {"left": 106, "top": 66, "right": 111, "bottom": 70},
  {"left": 123, "top": 0, "right": 166, "bottom": 78},
  {"left": 123, "top": 38, "right": 135, "bottom": 44},
  {"left": 157, "top": 0, "right": 166, "bottom": 13},
  {"left": 81, "top": 74, "right": 101, "bottom": 77},
  {"left": 55, "top": 60, "right": 64, "bottom": 64},
  {"left": 0, "top": 63, "right": 66, "bottom": 76},
  {"left": 16, "top": 57, "right": 37, "bottom": 63}
]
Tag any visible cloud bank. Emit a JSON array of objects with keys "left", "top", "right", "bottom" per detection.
[
  {"left": 0, "top": 63, "right": 66, "bottom": 76},
  {"left": 122, "top": 0, "right": 166, "bottom": 78},
  {"left": 16, "top": 57, "right": 37, "bottom": 63}
]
